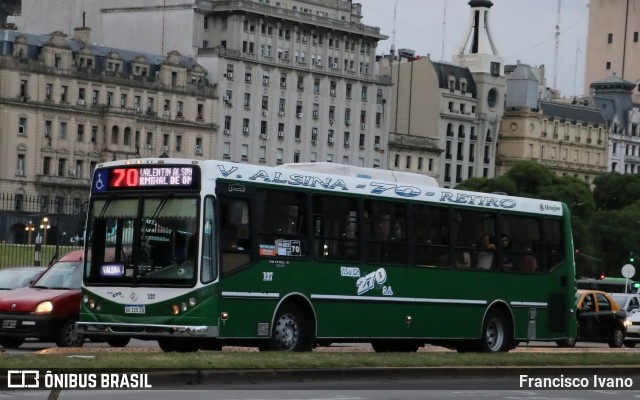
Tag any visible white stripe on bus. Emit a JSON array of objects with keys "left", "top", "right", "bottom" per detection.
[
  {"left": 310, "top": 294, "right": 487, "bottom": 305},
  {"left": 221, "top": 292, "right": 548, "bottom": 308},
  {"left": 510, "top": 301, "right": 548, "bottom": 307},
  {"left": 221, "top": 291, "right": 280, "bottom": 298}
]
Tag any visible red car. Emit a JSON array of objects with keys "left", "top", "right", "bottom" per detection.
[{"left": 0, "top": 250, "right": 130, "bottom": 348}]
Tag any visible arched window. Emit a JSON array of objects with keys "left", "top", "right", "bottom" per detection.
[{"left": 111, "top": 126, "right": 120, "bottom": 145}]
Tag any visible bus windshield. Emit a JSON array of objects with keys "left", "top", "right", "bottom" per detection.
[{"left": 84, "top": 196, "right": 200, "bottom": 286}]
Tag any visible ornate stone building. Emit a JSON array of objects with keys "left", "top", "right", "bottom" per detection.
[
  {"left": 0, "top": 28, "right": 217, "bottom": 204},
  {"left": 497, "top": 63, "right": 607, "bottom": 183}
]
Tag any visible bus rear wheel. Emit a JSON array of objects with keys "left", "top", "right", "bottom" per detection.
[
  {"left": 268, "top": 303, "right": 312, "bottom": 351},
  {"left": 480, "top": 309, "right": 512, "bottom": 353}
]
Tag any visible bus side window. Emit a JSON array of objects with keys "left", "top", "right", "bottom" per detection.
[
  {"left": 258, "top": 189, "right": 307, "bottom": 257},
  {"left": 545, "top": 219, "right": 564, "bottom": 270},
  {"left": 221, "top": 197, "right": 251, "bottom": 275},
  {"left": 412, "top": 204, "right": 449, "bottom": 268},
  {"left": 312, "top": 194, "right": 358, "bottom": 261}
]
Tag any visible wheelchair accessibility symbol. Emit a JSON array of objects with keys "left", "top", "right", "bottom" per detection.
[{"left": 93, "top": 172, "right": 106, "bottom": 192}]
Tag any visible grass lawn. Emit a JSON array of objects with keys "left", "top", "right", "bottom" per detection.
[{"left": 2, "top": 351, "right": 640, "bottom": 370}]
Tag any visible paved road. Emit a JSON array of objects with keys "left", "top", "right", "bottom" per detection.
[{"left": 2, "top": 338, "right": 638, "bottom": 355}]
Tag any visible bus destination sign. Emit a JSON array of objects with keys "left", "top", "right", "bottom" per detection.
[
  {"left": 109, "top": 167, "right": 194, "bottom": 188},
  {"left": 92, "top": 166, "right": 199, "bottom": 192}
]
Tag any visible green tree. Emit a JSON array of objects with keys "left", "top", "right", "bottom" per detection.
[
  {"left": 505, "top": 160, "right": 556, "bottom": 197},
  {"left": 592, "top": 172, "right": 640, "bottom": 211},
  {"left": 590, "top": 206, "right": 640, "bottom": 277}
]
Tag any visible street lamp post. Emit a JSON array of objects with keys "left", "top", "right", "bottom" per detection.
[
  {"left": 25, "top": 220, "right": 34, "bottom": 245},
  {"left": 40, "top": 217, "right": 50, "bottom": 246}
]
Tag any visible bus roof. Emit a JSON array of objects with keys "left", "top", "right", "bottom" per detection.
[
  {"left": 279, "top": 162, "right": 438, "bottom": 187},
  {"left": 94, "top": 158, "right": 565, "bottom": 217}
]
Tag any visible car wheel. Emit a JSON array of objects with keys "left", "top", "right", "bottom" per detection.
[
  {"left": 480, "top": 308, "right": 512, "bottom": 352},
  {"left": 56, "top": 319, "right": 85, "bottom": 347},
  {"left": 624, "top": 340, "right": 637, "bottom": 348},
  {"left": 608, "top": 328, "right": 624, "bottom": 348},
  {"left": 556, "top": 337, "right": 577, "bottom": 347},
  {"left": 106, "top": 337, "right": 130, "bottom": 348},
  {"left": 0, "top": 336, "right": 25, "bottom": 349},
  {"left": 268, "top": 303, "right": 312, "bottom": 351}
]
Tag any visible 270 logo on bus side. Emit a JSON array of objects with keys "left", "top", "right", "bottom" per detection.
[{"left": 356, "top": 268, "right": 392, "bottom": 296}]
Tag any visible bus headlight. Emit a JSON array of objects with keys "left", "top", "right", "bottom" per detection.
[
  {"left": 172, "top": 305, "right": 180, "bottom": 315},
  {"left": 181, "top": 302, "right": 188, "bottom": 312},
  {"left": 33, "top": 301, "right": 53, "bottom": 315},
  {"left": 188, "top": 297, "right": 197, "bottom": 307}
]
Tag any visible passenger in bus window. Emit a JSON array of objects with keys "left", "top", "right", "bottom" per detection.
[
  {"left": 476, "top": 233, "right": 495, "bottom": 269},
  {"left": 519, "top": 248, "right": 539, "bottom": 273},
  {"left": 455, "top": 251, "right": 471, "bottom": 268},
  {"left": 501, "top": 233, "right": 517, "bottom": 270}
]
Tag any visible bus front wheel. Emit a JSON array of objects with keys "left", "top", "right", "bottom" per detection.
[
  {"left": 268, "top": 303, "right": 312, "bottom": 351},
  {"left": 480, "top": 309, "right": 512, "bottom": 353}
]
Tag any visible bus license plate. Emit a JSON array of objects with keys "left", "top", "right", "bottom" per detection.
[
  {"left": 2, "top": 319, "right": 17, "bottom": 329},
  {"left": 124, "top": 305, "right": 145, "bottom": 314}
]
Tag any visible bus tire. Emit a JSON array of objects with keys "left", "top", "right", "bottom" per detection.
[
  {"left": 106, "top": 337, "right": 131, "bottom": 348},
  {"left": 56, "top": 318, "right": 85, "bottom": 348},
  {"left": 268, "top": 303, "right": 312, "bottom": 351},
  {"left": 0, "top": 336, "right": 25, "bottom": 349},
  {"left": 480, "top": 308, "right": 512, "bottom": 353},
  {"left": 158, "top": 338, "right": 201, "bottom": 352}
]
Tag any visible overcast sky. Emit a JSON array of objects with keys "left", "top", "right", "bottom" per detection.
[{"left": 360, "top": 0, "right": 590, "bottom": 97}]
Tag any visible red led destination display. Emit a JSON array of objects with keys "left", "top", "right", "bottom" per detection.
[{"left": 92, "top": 166, "right": 199, "bottom": 192}]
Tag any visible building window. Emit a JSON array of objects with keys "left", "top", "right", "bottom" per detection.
[
  {"left": 606, "top": 61, "right": 611, "bottom": 70},
  {"left": 43, "top": 157, "right": 51, "bottom": 175},
  {"left": 634, "top": 32, "right": 639, "bottom": 42},
  {"left": 17, "top": 155, "right": 25, "bottom": 175},
  {"left": 59, "top": 122, "right": 67, "bottom": 139},
  {"left": 124, "top": 127, "right": 131, "bottom": 146},
  {"left": 490, "top": 62, "right": 500, "bottom": 76},
  {"left": 607, "top": 33, "right": 613, "bottom": 44},
  {"left": 18, "top": 117, "right": 26, "bottom": 136},
  {"left": 58, "top": 158, "right": 66, "bottom": 177}
]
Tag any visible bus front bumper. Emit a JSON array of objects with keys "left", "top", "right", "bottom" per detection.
[{"left": 76, "top": 322, "right": 218, "bottom": 338}]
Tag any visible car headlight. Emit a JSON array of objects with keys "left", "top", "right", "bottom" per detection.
[
  {"left": 33, "top": 301, "right": 53, "bottom": 315},
  {"left": 624, "top": 319, "right": 632, "bottom": 328}
]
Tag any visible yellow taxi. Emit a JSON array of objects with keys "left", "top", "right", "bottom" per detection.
[{"left": 557, "top": 289, "right": 630, "bottom": 348}]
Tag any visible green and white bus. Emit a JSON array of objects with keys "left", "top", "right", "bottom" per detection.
[{"left": 78, "top": 158, "right": 576, "bottom": 353}]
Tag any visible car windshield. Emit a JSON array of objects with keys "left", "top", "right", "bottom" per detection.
[
  {"left": 32, "top": 261, "right": 83, "bottom": 290},
  {"left": 0, "top": 268, "right": 43, "bottom": 290}
]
